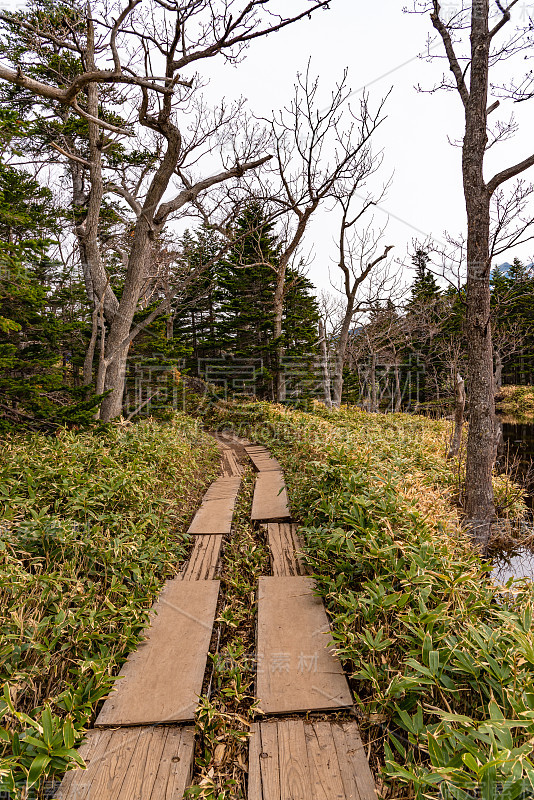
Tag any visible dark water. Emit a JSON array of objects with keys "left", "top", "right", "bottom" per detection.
[{"left": 492, "top": 415, "right": 534, "bottom": 582}]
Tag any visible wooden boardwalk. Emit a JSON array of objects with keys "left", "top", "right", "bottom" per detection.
[{"left": 56, "top": 436, "right": 377, "bottom": 800}]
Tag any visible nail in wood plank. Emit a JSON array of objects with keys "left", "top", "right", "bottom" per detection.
[
  {"left": 256, "top": 576, "right": 352, "bottom": 714},
  {"left": 251, "top": 472, "right": 290, "bottom": 522},
  {"left": 96, "top": 580, "right": 220, "bottom": 726}
]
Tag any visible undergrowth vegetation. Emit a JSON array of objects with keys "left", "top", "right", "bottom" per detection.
[
  {"left": 0, "top": 416, "right": 219, "bottom": 798},
  {"left": 206, "top": 401, "right": 534, "bottom": 800},
  {"left": 497, "top": 385, "right": 534, "bottom": 416}
]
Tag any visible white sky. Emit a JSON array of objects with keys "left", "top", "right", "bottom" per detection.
[{"left": 2, "top": 0, "right": 533, "bottom": 295}]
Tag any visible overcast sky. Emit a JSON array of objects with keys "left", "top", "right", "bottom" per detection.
[{"left": 2, "top": 0, "right": 533, "bottom": 295}]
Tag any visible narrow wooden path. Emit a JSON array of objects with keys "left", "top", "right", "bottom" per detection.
[
  {"left": 56, "top": 438, "right": 243, "bottom": 798},
  {"left": 247, "top": 444, "right": 376, "bottom": 800},
  {"left": 56, "top": 438, "right": 377, "bottom": 799}
]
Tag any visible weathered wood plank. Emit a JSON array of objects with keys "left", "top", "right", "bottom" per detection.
[
  {"left": 68, "top": 728, "right": 141, "bottom": 800},
  {"left": 248, "top": 720, "right": 281, "bottom": 800},
  {"left": 96, "top": 579, "right": 220, "bottom": 726},
  {"left": 187, "top": 477, "right": 241, "bottom": 535},
  {"left": 305, "top": 720, "right": 347, "bottom": 800},
  {"left": 333, "top": 721, "right": 377, "bottom": 800},
  {"left": 187, "top": 497, "right": 236, "bottom": 535},
  {"left": 202, "top": 476, "right": 241, "bottom": 501},
  {"left": 112, "top": 727, "right": 167, "bottom": 799},
  {"left": 248, "top": 719, "right": 375, "bottom": 800},
  {"left": 181, "top": 534, "right": 224, "bottom": 580},
  {"left": 55, "top": 727, "right": 195, "bottom": 800},
  {"left": 149, "top": 726, "right": 195, "bottom": 800},
  {"left": 278, "top": 719, "right": 313, "bottom": 800},
  {"left": 256, "top": 577, "right": 353, "bottom": 714},
  {"left": 220, "top": 447, "right": 243, "bottom": 477},
  {"left": 245, "top": 446, "right": 281, "bottom": 472},
  {"left": 251, "top": 472, "right": 290, "bottom": 522},
  {"left": 55, "top": 728, "right": 113, "bottom": 800},
  {"left": 265, "top": 523, "right": 306, "bottom": 577}
]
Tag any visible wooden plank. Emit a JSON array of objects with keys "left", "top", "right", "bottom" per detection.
[
  {"left": 248, "top": 719, "right": 375, "bottom": 800},
  {"left": 256, "top": 577, "right": 353, "bottom": 714},
  {"left": 149, "top": 726, "right": 195, "bottom": 800},
  {"left": 248, "top": 720, "right": 281, "bottom": 800},
  {"left": 56, "top": 727, "right": 195, "bottom": 800},
  {"left": 332, "top": 721, "right": 377, "bottom": 800},
  {"left": 187, "top": 497, "right": 236, "bottom": 535},
  {"left": 96, "top": 579, "right": 220, "bottom": 726},
  {"left": 62, "top": 728, "right": 141, "bottom": 800},
  {"left": 220, "top": 447, "right": 243, "bottom": 477},
  {"left": 266, "top": 523, "right": 306, "bottom": 577},
  {"left": 247, "top": 723, "right": 264, "bottom": 800},
  {"left": 181, "top": 534, "right": 223, "bottom": 580},
  {"left": 245, "top": 446, "right": 281, "bottom": 472},
  {"left": 119, "top": 727, "right": 170, "bottom": 798},
  {"left": 251, "top": 472, "right": 290, "bottom": 522},
  {"left": 55, "top": 728, "right": 113, "bottom": 800},
  {"left": 203, "top": 476, "right": 241, "bottom": 501},
  {"left": 187, "top": 477, "right": 241, "bottom": 535},
  {"left": 305, "top": 720, "right": 347, "bottom": 800},
  {"left": 278, "top": 719, "right": 313, "bottom": 800}
]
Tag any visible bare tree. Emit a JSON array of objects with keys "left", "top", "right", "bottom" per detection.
[
  {"left": 0, "top": 0, "right": 331, "bottom": 421},
  {"left": 412, "top": 0, "right": 534, "bottom": 546},
  {"left": 253, "top": 70, "right": 389, "bottom": 401},
  {"left": 330, "top": 198, "right": 395, "bottom": 407}
]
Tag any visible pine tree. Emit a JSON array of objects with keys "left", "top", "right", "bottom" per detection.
[{"left": 408, "top": 249, "right": 441, "bottom": 306}]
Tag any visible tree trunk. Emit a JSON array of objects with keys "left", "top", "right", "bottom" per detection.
[
  {"left": 462, "top": 1, "right": 497, "bottom": 548},
  {"left": 318, "top": 320, "right": 332, "bottom": 407},
  {"left": 394, "top": 360, "right": 402, "bottom": 412},
  {"left": 273, "top": 268, "right": 286, "bottom": 402},
  {"left": 332, "top": 297, "right": 355, "bottom": 407},
  {"left": 370, "top": 351, "right": 378, "bottom": 412},
  {"left": 447, "top": 371, "right": 466, "bottom": 459}
]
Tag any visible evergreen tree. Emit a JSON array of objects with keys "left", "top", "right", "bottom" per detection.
[{"left": 408, "top": 249, "right": 441, "bottom": 306}]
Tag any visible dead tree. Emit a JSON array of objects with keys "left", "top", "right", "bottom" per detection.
[
  {"left": 0, "top": 0, "right": 331, "bottom": 421},
  {"left": 412, "top": 0, "right": 534, "bottom": 546}
]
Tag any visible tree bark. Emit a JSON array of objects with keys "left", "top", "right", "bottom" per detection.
[
  {"left": 447, "top": 371, "right": 465, "bottom": 459},
  {"left": 370, "top": 351, "right": 378, "bottom": 412},
  {"left": 332, "top": 294, "right": 356, "bottom": 407},
  {"left": 318, "top": 320, "right": 332, "bottom": 407},
  {"left": 394, "top": 359, "right": 402, "bottom": 412},
  {"left": 462, "top": 1, "right": 497, "bottom": 548}
]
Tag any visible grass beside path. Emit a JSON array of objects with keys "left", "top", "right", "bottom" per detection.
[
  {"left": 0, "top": 415, "right": 219, "bottom": 799},
  {"left": 206, "top": 401, "right": 534, "bottom": 800}
]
